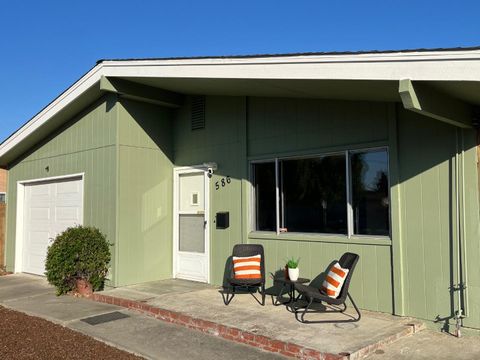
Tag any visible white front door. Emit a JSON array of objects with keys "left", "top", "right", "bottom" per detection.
[
  {"left": 174, "top": 169, "right": 209, "bottom": 283},
  {"left": 22, "top": 176, "right": 83, "bottom": 275}
]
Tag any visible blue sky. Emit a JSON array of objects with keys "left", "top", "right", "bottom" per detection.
[{"left": 1, "top": 0, "right": 479, "bottom": 143}]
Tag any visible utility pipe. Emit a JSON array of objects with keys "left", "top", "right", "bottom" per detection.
[{"left": 454, "top": 129, "right": 467, "bottom": 337}]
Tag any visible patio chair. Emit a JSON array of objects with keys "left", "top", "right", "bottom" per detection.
[
  {"left": 291, "top": 252, "right": 361, "bottom": 323},
  {"left": 222, "top": 244, "right": 266, "bottom": 306}
]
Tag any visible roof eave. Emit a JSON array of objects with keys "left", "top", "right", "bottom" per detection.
[{"left": 2, "top": 48, "right": 480, "bottom": 166}]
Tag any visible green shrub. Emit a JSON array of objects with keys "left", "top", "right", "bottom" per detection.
[{"left": 45, "top": 226, "right": 111, "bottom": 295}]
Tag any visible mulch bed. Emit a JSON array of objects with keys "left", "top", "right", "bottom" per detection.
[{"left": 0, "top": 306, "right": 143, "bottom": 359}]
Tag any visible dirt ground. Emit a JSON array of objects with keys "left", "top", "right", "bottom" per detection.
[{"left": 0, "top": 306, "right": 143, "bottom": 360}]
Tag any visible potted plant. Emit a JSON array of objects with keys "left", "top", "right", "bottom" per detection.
[
  {"left": 286, "top": 257, "right": 300, "bottom": 281},
  {"left": 45, "top": 226, "right": 111, "bottom": 297}
]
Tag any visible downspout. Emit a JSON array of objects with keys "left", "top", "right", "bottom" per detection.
[
  {"left": 460, "top": 130, "right": 469, "bottom": 322},
  {"left": 454, "top": 128, "right": 468, "bottom": 337}
]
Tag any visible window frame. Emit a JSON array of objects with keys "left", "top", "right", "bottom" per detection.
[
  {"left": 250, "top": 146, "right": 391, "bottom": 239},
  {"left": 0, "top": 192, "right": 5, "bottom": 204}
]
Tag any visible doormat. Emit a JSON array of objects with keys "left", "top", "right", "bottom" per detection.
[{"left": 80, "top": 311, "right": 130, "bottom": 325}]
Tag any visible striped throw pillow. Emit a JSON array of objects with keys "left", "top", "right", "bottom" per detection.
[
  {"left": 322, "top": 262, "right": 349, "bottom": 298},
  {"left": 233, "top": 254, "right": 262, "bottom": 279}
]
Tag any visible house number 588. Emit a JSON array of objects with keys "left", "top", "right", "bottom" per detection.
[{"left": 215, "top": 176, "right": 231, "bottom": 190}]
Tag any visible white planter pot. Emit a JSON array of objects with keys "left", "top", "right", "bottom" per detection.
[{"left": 288, "top": 267, "right": 299, "bottom": 281}]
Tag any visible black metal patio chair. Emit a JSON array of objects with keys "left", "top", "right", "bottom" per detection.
[
  {"left": 221, "top": 244, "right": 266, "bottom": 306},
  {"left": 291, "top": 252, "right": 361, "bottom": 323}
]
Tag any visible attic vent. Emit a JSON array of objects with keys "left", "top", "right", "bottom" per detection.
[{"left": 191, "top": 96, "right": 206, "bottom": 130}]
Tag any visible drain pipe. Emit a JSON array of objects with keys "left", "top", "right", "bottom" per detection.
[{"left": 454, "top": 128, "right": 468, "bottom": 337}]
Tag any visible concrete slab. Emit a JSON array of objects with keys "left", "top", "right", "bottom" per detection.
[
  {"left": 70, "top": 310, "right": 285, "bottom": 360},
  {"left": 0, "top": 273, "right": 44, "bottom": 284},
  {"left": 365, "top": 329, "right": 480, "bottom": 360},
  {"left": 3, "top": 292, "right": 123, "bottom": 324},
  {"left": 100, "top": 279, "right": 423, "bottom": 359},
  {"left": 0, "top": 275, "right": 53, "bottom": 301},
  {"left": 104, "top": 279, "right": 213, "bottom": 300},
  {"left": 151, "top": 289, "right": 417, "bottom": 356}
]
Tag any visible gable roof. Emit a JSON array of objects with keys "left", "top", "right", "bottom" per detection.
[
  {"left": 96, "top": 45, "right": 480, "bottom": 62},
  {"left": 2, "top": 46, "right": 480, "bottom": 166}
]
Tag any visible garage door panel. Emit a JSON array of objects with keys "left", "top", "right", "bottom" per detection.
[
  {"left": 25, "top": 255, "right": 45, "bottom": 272},
  {"left": 29, "top": 207, "right": 51, "bottom": 221},
  {"left": 56, "top": 180, "right": 81, "bottom": 194},
  {"left": 55, "top": 207, "right": 80, "bottom": 221},
  {"left": 22, "top": 177, "right": 83, "bottom": 276},
  {"left": 29, "top": 183, "right": 51, "bottom": 197},
  {"left": 25, "top": 231, "right": 50, "bottom": 249}
]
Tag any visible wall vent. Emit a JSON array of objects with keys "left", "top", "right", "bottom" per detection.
[{"left": 191, "top": 96, "right": 206, "bottom": 130}]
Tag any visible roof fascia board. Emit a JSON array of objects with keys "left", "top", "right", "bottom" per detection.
[
  {"left": 101, "top": 53, "right": 480, "bottom": 82},
  {"left": 399, "top": 78, "right": 473, "bottom": 128}
]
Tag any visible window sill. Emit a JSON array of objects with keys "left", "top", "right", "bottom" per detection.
[{"left": 248, "top": 231, "right": 391, "bottom": 246}]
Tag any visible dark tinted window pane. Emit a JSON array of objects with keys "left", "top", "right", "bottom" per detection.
[
  {"left": 281, "top": 155, "right": 347, "bottom": 234},
  {"left": 253, "top": 162, "right": 276, "bottom": 231},
  {"left": 351, "top": 150, "right": 389, "bottom": 236}
]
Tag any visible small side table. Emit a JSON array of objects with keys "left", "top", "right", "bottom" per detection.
[{"left": 273, "top": 277, "right": 310, "bottom": 306}]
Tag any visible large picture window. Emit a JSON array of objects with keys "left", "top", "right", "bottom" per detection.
[{"left": 251, "top": 148, "right": 390, "bottom": 237}]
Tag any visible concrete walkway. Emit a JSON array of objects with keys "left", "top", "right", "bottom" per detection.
[
  {"left": 98, "top": 278, "right": 424, "bottom": 359},
  {"left": 365, "top": 329, "right": 480, "bottom": 360},
  {"left": 0, "top": 274, "right": 284, "bottom": 360}
]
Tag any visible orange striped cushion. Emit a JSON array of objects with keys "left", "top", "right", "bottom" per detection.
[
  {"left": 322, "top": 262, "right": 349, "bottom": 298},
  {"left": 233, "top": 254, "right": 262, "bottom": 279}
]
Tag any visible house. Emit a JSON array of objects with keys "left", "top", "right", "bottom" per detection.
[{"left": 1, "top": 47, "right": 480, "bottom": 331}]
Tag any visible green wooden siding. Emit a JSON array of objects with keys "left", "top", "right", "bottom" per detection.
[
  {"left": 248, "top": 97, "right": 389, "bottom": 158},
  {"left": 252, "top": 237, "right": 392, "bottom": 313},
  {"left": 173, "top": 95, "right": 480, "bottom": 326},
  {"left": 116, "top": 99, "right": 174, "bottom": 286},
  {"left": 174, "top": 96, "right": 393, "bottom": 312},
  {"left": 247, "top": 97, "right": 393, "bottom": 313},
  {"left": 461, "top": 129, "right": 480, "bottom": 329},
  {"left": 5, "top": 95, "right": 118, "bottom": 280},
  {"left": 397, "top": 109, "right": 456, "bottom": 322},
  {"left": 397, "top": 108, "right": 480, "bottom": 329}
]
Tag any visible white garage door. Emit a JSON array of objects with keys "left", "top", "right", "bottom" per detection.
[{"left": 22, "top": 176, "right": 83, "bottom": 275}]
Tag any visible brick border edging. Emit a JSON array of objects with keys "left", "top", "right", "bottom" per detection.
[
  {"left": 89, "top": 293, "right": 423, "bottom": 360},
  {"left": 90, "top": 293, "right": 344, "bottom": 359}
]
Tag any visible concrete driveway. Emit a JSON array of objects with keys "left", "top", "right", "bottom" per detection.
[{"left": 0, "top": 274, "right": 284, "bottom": 360}]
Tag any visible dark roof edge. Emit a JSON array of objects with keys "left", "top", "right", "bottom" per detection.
[{"left": 96, "top": 45, "right": 480, "bottom": 64}]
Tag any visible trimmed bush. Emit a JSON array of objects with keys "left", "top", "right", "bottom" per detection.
[{"left": 45, "top": 226, "right": 111, "bottom": 295}]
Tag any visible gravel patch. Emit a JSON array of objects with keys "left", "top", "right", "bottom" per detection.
[{"left": 0, "top": 305, "right": 143, "bottom": 359}]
